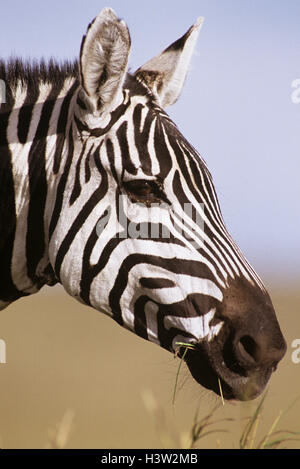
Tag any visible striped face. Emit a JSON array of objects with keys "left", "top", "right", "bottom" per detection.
[
  {"left": 1, "top": 8, "right": 286, "bottom": 401},
  {"left": 55, "top": 74, "right": 285, "bottom": 401},
  {"left": 64, "top": 81, "right": 227, "bottom": 343}
]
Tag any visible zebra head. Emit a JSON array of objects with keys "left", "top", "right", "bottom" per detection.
[{"left": 47, "top": 9, "right": 285, "bottom": 400}]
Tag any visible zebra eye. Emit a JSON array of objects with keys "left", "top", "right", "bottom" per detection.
[{"left": 123, "top": 179, "right": 163, "bottom": 204}]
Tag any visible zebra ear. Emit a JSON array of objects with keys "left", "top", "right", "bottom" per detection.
[
  {"left": 79, "top": 8, "right": 131, "bottom": 115},
  {"left": 134, "top": 18, "right": 204, "bottom": 108}
]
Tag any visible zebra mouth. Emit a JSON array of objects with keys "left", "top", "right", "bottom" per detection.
[{"left": 184, "top": 341, "right": 272, "bottom": 401}]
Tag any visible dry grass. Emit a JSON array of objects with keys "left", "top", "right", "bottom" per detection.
[
  {"left": 2, "top": 393, "right": 297, "bottom": 449},
  {"left": 238, "top": 393, "right": 300, "bottom": 449},
  {"left": 32, "top": 350, "right": 300, "bottom": 450},
  {"left": 143, "top": 390, "right": 300, "bottom": 450},
  {"left": 0, "top": 283, "right": 299, "bottom": 448},
  {"left": 147, "top": 343, "right": 300, "bottom": 450},
  {"left": 172, "top": 342, "right": 196, "bottom": 406},
  {"left": 45, "top": 410, "right": 75, "bottom": 449}
]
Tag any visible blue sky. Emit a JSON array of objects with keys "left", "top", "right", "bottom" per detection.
[{"left": 1, "top": 0, "right": 300, "bottom": 280}]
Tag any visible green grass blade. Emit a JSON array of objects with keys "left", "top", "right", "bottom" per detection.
[{"left": 239, "top": 392, "right": 267, "bottom": 449}]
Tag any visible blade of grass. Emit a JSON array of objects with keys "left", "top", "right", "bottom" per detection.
[
  {"left": 188, "top": 404, "right": 232, "bottom": 449},
  {"left": 249, "top": 412, "right": 261, "bottom": 449},
  {"left": 218, "top": 377, "right": 225, "bottom": 406},
  {"left": 172, "top": 346, "right": 189, "bottom": 406},
  {"left": 262, "top": 435, "right": 300, "bottom": 449},
  {"left": 258, "top": 410, "right": 283, "bottom": 449},
  {"left": 239, "top": 392, "right": 267, "bottom": 449},
  {"left": 257, "top": 394, "right": 300, "bottom": 449},
  {"left": 172, "top": 342, "right": 195, "bottom": 406},
  {"left": 174, "top": 341, "right": 196, "bottom": 350}
]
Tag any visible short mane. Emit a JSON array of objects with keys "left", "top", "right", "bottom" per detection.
[{"left": 0, "top": 58, "right": 79, "bottom": 106}]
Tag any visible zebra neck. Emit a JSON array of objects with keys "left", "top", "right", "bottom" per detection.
[{"left": 0, "top": 78, "right": 78, "bottom": 304}]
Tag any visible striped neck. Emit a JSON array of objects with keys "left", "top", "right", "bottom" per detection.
[{"left": 0, "top": 59, "right": 79, "bottom": 302}]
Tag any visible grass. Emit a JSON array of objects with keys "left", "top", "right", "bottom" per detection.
[
  {"left": 239, "top": 393, "right": 300, "bottom": 449},
  {"left": 0, "top": 283, "right": 298, "bottom": 448},
  {"left": 185, "top": 392, "right": 300, "bottom": 449},
  {"left": 143, "top": 389, "right": 300, "bottom": 449},
  {"left": 46, "top": 410, "right": 74, "bottom": 449},
  {"left": 41, "top": 368, "right": 300, "bottom": 450},
  {"left": 173, "top": 342, "right": 225, "bottom": 407},
  {"left": 1, "top": 385, "right": 299, "bottom": 449},
  {"left": 168, "top": 345, "right": 300, "bottom": 449},
  {"left": 186, "top": 404, "right": 232, "bottom": 448},
  {"left": 218, "top": 377, "right": 225, "bottom": 406},
  {"left": 9, "top": 393, "right": 296, "bottom": 449},
  {"left": 172, "top": 342, "right": 196, "bottom": 406},
  {"left": 2, "top": 343, "right": 297, "bottom": 450}
]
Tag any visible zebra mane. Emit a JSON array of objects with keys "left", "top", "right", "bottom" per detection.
[
  {"left": 0, "top": 57, "right": 79, "bottom": 85},
  {"left": 0, "top": 57, "right": 79, "bottom": 105},
  {"left": 0, "top": 57, "right": 152, "bottom": 108}
]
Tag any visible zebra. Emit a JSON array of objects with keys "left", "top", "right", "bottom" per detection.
[{"left": 0, "top": 8, "right": 286, "bottom": 401}]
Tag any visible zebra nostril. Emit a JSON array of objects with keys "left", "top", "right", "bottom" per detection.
[{"left": 235, "top": 334, "right": 260, "bottom": 367}]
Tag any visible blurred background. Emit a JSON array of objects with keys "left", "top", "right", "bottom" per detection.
[{"left": 0, "top": 0, "right": 299, "bottom": 448}]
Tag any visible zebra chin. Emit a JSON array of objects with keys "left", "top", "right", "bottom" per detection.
[{"left": 185, "top": 342, "right": 274, "bottom": 401}]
